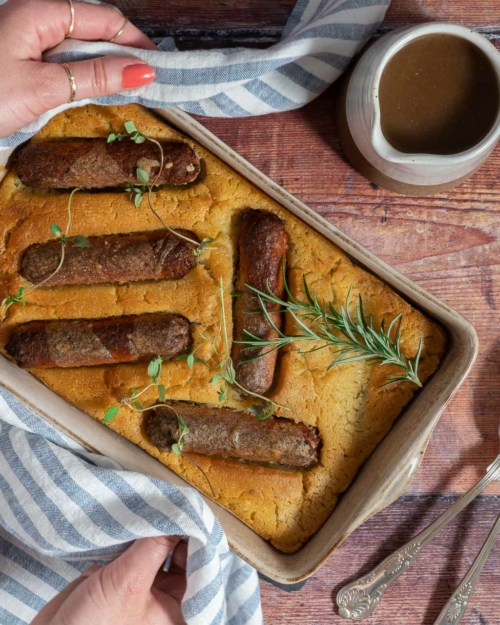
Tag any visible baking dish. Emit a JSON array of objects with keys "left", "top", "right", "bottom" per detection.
[{"left": 0, "top": 106, "right": 478, "bottom": 584}]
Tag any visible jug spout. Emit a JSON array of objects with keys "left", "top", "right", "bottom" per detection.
[{"left": 342, "top": 22, "right": 500, "bottom": 193}]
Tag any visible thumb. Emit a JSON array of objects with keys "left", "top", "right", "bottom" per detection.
[
  {"left": 101, "top": 536, "right": 182, "bottom": 601},
  {"left": 30, "top": 56, "right": 155, "bottom": 111}
]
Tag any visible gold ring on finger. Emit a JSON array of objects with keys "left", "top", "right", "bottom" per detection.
[
  {"left": 66, "top": 0, "right": 75, "bottom": 37},
  {"left": 109, "top": 17, "right": 129, "bottom": 43},
  {"left": 61, "top": 63, "right": 77, "bottom": 103}
]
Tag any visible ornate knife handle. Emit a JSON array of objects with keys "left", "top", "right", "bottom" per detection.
[
  {"left": 434, "top": 514, "right": 500, "bottom": 625},
  {"left": 336, "top": 455, "right": 500, "bottom": 621}
]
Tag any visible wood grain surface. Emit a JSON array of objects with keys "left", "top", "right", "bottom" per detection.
[{"left": 119, "top": 1, "right": 500, "bottom": 622}]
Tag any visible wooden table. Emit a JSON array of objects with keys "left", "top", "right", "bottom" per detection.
[{"left": 116, "top": 1, "right": 500, "bottom": 622}]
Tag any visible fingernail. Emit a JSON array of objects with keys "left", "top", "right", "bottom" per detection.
[{"left": 122, "top": 64, "right": 155, "bottom": 89}]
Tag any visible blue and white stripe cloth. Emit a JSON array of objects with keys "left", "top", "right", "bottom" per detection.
[
  {"left": 0, "top": 389, "right": 262, "bottom": 625},
  {"left": 0, "top": 1, "right": 389, "bottom": 622},
  {"left": 0, "top": 0, "right": 390, "bottom": 151}
]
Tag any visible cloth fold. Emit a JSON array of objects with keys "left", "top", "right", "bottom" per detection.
[
  {"left": 0, "top": 389, "right": 262, "bottom": 625},
  {"left": 0, "top": 0, "right": 390, "bottom": 151}
]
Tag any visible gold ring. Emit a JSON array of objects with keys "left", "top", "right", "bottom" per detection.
[
  {"left": 61, "top": 63, "right": 76, "bottom": 103},
  {"left": 66, "top": 0, "right": 75, "bottom": 37},
  {"left": 109, "top": 17, "right": 129, "bottom": 43}
]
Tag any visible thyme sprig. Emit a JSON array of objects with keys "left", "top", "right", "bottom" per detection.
[
  {"left": 103, "top": 355, "right": 168, "bottom": 422},
  {"left": 103, "top": 357, "right": 215, "bottom": 497},
  {"left": 108, "top": 121, "right": 213, "bottom": 257},
  {"left": 1, "top": 187, "right": 89, "bottom": 322},
  {"left": 237, "top": 262, "right": 423, "bottom": 388},
  {"left": 103, "top": 356, "right": 186, "bottom": 449},
  {"left": 172, "top": 413, "right": 190, "bottom": 455},
  {"left": 208, "top": 278, "right": 288, "bottom": 419}
]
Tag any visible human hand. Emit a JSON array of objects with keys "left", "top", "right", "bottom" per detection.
[
  {"left": 31, "top": 536, "right": 188, "bottom": 625},
  {"left": 0, "top": 0, "right": 157, "bottom": 138}
]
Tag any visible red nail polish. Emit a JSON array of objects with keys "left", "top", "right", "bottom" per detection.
[{"left": 122, "top": 64, "right": 155, "bottom": 89}]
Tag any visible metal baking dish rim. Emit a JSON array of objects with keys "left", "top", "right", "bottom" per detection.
[{"left": 0, "top": 105, "right": 479, "bottom": 584}]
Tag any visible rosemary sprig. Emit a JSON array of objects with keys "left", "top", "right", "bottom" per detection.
[
  {"left": 237, "top": 262, "right": 423, "bottom": 388},
  {"left": 108, "top": 121, "right": 213, "bottom": 257},
  {"left": 1, "top": 187, "right": 89, "bottom": 322}
]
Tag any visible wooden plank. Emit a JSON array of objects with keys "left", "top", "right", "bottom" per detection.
[
  {"left": 261, "top": 495, "right": 500, "bottom": 624},
  {"left": 113, "top": 0, "right": 500, "bottom": 40},
  {"left": 111, "top": 0, "right": 294, "bottom": 34},
  {"left": 189, "top": 29, "right": 500, "bottom": 619},
  {"left": 117, "top": 1, "right": 500, "bottom": 622},
  {"left": 384, "top": 0, "right": 500, "bottom": 30},
  {"left": 111, "top": 0, "right": 500, "bottom": 39},
  {"left": 195, "top": 76, "right": 500, "bottom": 501}
]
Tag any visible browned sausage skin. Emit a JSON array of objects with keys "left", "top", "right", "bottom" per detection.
[
  {"left": 145, "top": 403, "right": 320, "bottom": 468},
  {"left": 21, "top": 230, "right": 199, "bottom": 287},
  {"left": 5, "top": 314, "right": 191, "bottom": 369},
  {"left": 15, "top": 140, "right": 200, "bottom": 188},
  {"left": 231, "top": 210, "right": 288, "bottom": 395}
]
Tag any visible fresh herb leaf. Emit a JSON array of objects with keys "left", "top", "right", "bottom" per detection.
[
  {"left": 248, "top": 404, "right": 274, "bottom": 421},
  {"left": 217, "top": 385, "right": 227, "bottom": 403},
  {"left": 136, "top": 167, "right": 149, "bottom": 185},
  {"left": 158, "top": 384, "right": 166, "bottom": 402},
  {"left": 193, "top": 237, "right": 214, "bottom": 257},
  {"left": 238, "top": 260, "right": 422, "bottom": 388},
  {"left": 124, "top": 120, "right": 137, "bottom": 134},
  {"left": 1, "top": 187, "right": 86, "bottom": 323},
  {"left": 50, "top": 223, "right": 62, "bottom": 238},
  {"left": 210, "top": 373, "right": 223, "bottom": 386},
  {"left": 72, "top": 235, "right": 90, "bottom": 248},
  {"left": 103, "top": 406, "right": 119, "bottom": 423},
  {"left": 147, "top": 356, "right": 162, "bottom": 381},
  {"left": 107, "top": 132, "right": 125, "bottom": 143},
  {"left": 134, "top": 190, "right": 144, "bottom": 207},
  {"left": 2, "top": 286, "right": 26, "bottom": 309},
  {"left": 171, "top": 443, "right": 181, "bottom": 455},
  {"left": 175, "top": 352, "right": 204, "bottom": 366}
]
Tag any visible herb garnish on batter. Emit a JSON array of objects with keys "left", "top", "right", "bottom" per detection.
[
  {"left": 1, "top": 187, "right": 89, "bottom": 321},
  {"left": 107, "top": 121, "right": 213, "bottom": 258},
  {"left": 237, "top": 261, "right": 423, "bottom": 388}
]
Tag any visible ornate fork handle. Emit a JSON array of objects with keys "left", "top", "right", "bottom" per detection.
[
  {"left": 336, "top": 455, "right": 500, "bottom": 621},
  {"left": 434, "top": 514, "right": 500, "bottom": 625}
]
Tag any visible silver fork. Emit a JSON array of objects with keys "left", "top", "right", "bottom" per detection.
[
  {"left": 336, "top": 454, "right": 500, "bottom": 621},
  {"left": 433, "top": 512, "right": 500, "bottom": 625}
]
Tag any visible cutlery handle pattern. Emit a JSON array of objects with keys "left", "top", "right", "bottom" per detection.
[
  {"left": 337, "top": 541, "right": 422, "bottom": 620},
  {"left": 433, "top": 514, "right": 500, "bottom": 625},
  {"left": 337, "top": 455, "right": 500, "bottom": 621}
]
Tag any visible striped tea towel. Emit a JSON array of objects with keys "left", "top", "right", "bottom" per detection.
[
  {"left": 0, "top": 0, "right": 390, "bottom": 155},
  {"left": 0, "top": 389, "right": 262, "bottom": 625}
]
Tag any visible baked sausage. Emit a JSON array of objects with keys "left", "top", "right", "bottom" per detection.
[
  {"left": 15, "top": 140, "right": 200, "bottom": 188},
  {"left": 145, "top": 403, "right": 320, "bottom": 468},
  {"left": 20, "top": 230, "right": 199, "bottom": 286},
  {"left": 231, "top": 211, "right": 288, "bottom": 395},
  {"left": 6, "top": 314, "right": 191, "bottom": 369}
]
